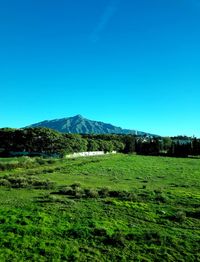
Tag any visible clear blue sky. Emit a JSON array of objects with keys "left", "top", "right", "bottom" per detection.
[{"left": 1, "top": 0, "right": 200, "bottom": 136}]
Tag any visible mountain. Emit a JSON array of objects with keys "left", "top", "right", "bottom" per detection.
[{"left": 28, "top": 115, "right": 155, "bottom": 136}]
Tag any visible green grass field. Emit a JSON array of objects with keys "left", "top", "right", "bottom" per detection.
[{"left": 0, "top": 154, "right": 200, "bottom": 261}]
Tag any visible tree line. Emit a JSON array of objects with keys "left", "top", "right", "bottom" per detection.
[{"left": 0, "top": 128, "right": 200, "bottom": 157}]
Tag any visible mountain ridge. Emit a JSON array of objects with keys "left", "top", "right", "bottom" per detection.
[{"left": 28, "top": 115, "right": 156, "bottom": 136}]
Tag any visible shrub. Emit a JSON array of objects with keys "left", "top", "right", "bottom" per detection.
[
  {"left": 35, "top": 158, "right": 47, "bottom": 165},
  {"left": 0, "top": 158, "right": 37, "bottom": 171},
  {"left": 98, "top": 187, "right": 110, "bottom": 198},
  {"left": 42, "top": 168, "right": 55, "bottom": 174},
  {"left": 143, "top": 231, "right": 164, "bottom": 245},
  {"left": 0, "top": 161, "right": 19, "bottom": 171},
  {"left": 84, "top": 189, "right": 99, "bottom": 198},
  {"left": 154, "top": 188, "right": 163, "bottom": 194},
  {"left": 68, "top": 226, "right": 91, "bottom": 239},
  {"left": 186, "top": 210, "right": 200, "bottom": 219},
  {"left": 104, "top": 231, "right": 126, "bottom": 247},
  {"left": 154, "top": 193, "right": 168, "bottom": 203},
  {"left": 58, "top": 186, "right": 139, "bottom": 200},
  {"left": 59, "top": 187, "right": 74, "bottom": 195},
  {"left": 40, "top": 194, "right": 58, "bottom": 203},
  {"left": 71, "top": 183, "right": 81, "bottom": 189},
  {"left": 108, "top": 190, "right": 137, "bottom": 200},
  {"left": 122, "top": 192, "right": 138, "bottom": 201},
  {"left": 31, "top": 178, "right": 55, "bottom": 189},
  {"left": 58, "top": 186, "right": 85, "bottom": 198},
  {"left": 139, "top": 189, "right": 168, "bottom": 203},
  {"left": 168, "top": 211, "right": 187, "bottom": 222},
  {"left": 46, "top": 159, "right": 57, "bottom": 164},
  {"left": 174, "top": 211, "right": 186, "bottom": 222},
  {"left": 109, "top": 190, "right": 122, "bottom": 197},
  {"left": 0, "top": 175, "right": 55, "bottom": 189},
  {"left": 0, "top": 178, "right": 11, "bottom": 187},
  {"left": 7, "top": 176, "right": 29, "bottom": 188},
  {"left": 74, "top": 187, "right": 85, "bottom": 198},
  {"left": 93, "top": 227, "right": 108, "bottom": 237}
]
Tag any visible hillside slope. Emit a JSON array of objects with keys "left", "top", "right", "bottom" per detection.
[{"left": 28, "top": 115, "right": 153, "bottom": 135}]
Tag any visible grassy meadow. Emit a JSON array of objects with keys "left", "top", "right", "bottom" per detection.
[{"left": 0, "top": 154, "right": 200, "bottom": 261}]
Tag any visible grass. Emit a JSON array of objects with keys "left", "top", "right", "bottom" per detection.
[{"left": 0, "top": 154, "right": 200, "bottom": 261}]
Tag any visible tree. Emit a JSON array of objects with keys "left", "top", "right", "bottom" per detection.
[
  {"left": 122, "top": 135, "right": 136, "bottom": 153},
  {"left": 64, "top": 134, "right": 87, "bottom": 152},
  {"left": 98, "top": 140, "right": 114, "bottom": 153},
  {"left": 192, "top": 138, "right": 200, "bottom": 155},
  {"left": 162, "top": 137, "right": 172, "bottom": 152},
  {"left": 112, "top": 140, "right": 125, "bottom": 152},
  {"left": 87, "top": 139, "right": 99, "bottom": 151}
]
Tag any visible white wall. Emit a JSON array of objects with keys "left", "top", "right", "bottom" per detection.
[{"left": 65, "top": 151, "right": 116, "bottom": 158}]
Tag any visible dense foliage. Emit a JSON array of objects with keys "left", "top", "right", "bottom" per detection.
[
  {"left": 0, "top": 128, "right": 200, "bottom": 157},
  {"left": 0, "top": 128, "right": 124, "bottom": 157}
]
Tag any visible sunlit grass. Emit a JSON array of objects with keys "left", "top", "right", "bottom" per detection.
[{"left": 0, "top": 154, "right": 200, "bottom": 261}]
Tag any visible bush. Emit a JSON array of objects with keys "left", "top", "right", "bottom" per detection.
[
  {"left": 46, "top": 159, "right": 57, "bottom": 164},
  {"left": 84, "top": 189, "right": 99, "bottom": 198},
  {"left": 0, "top": 157, "right": 38, "bottom": 171},
  {"left": 68, "top": 226, "right": 91, "bottom": 239},
  {"left": 109, "top": 190, "right": 122, "bottom": 198},
  {"left": 143, "top": 231, "right": 164, "bottom": 245},
  {"left": 35, "top": 158, "right": 47, "bottom": 165},
  {"left": 0, "top": 175, "right": 55, "bottom": 189},
  {"left": 58, "top": 186, "right": 85, "bottom": 198},
  {"left": 139, "top": 189, "right": 168, "bottom": 203},
  {"left": 154, "top": 193, "right": 168, "bottom": 203},
  {"left": 57, "top": 185, "right": 139, "bottom": 200},
  {"left": 0, "top": 178, "right": 11, "bottom": 187},
  {"left": 98, "top": 187, "right": 110, "bottom": 197},
  {"left": 74, "top": 187, "right": 85, "bottom": 198},
  {"left": 186, "top": 210, "right": 200, "bottom": 219},
  {"left": 71, "top": 183, "right": 81, "bottom": 189},
  {"left": 108, "top": 190, "right": 137, "bottom": 200},
  {"left": 104, "top": 231, "right": 126, "bottom": 247},
  {"left": 93, "top": 227, "right": 108, "bottom": 237},
  {"left": 0, "top": 161, "right": 19, "bottom": 171},
  {"left": 59, "top": 187, "right": 74, "bottom": 195},
  {"left": 174, "top": 211, "right": 186, "bottom": 222},
  {"left": 31, "top": 178, "right": 55, "bottom": 189},
  {"left": 122, "top": 192, "right": 138, "bottom": 201},
  {"left": 7, "top": 176, "right": 29, "bottom": 188},
  {"left": 40, "top": 194, "right": 59, "bottom": 203}
]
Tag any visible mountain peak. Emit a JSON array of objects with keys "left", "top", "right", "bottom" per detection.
[
  {"left": 73, "top": 114, "right": 84, "bottom": 119},
  {"left": 28, "top": 115, "right": 156, "bottom": 136}
]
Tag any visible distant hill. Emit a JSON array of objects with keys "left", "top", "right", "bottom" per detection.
[{"left": 28, "top": 115, "right": 156, "bottom": 136}]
